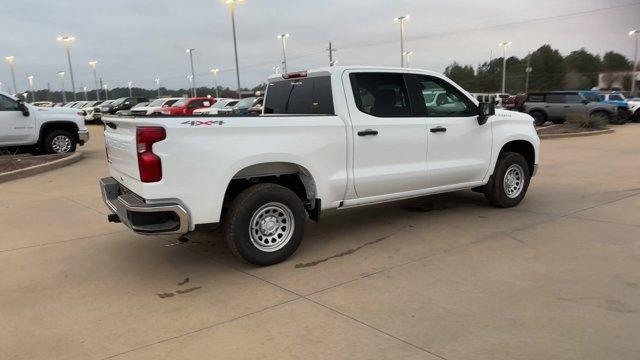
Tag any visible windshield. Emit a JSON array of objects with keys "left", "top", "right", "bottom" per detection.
[
  {"left": 100, "top": 100, "right": 113, "bottom": 106},
  {"left": 148, "top": 99, "right": 165, "bottom": 107},
  {"left": 235, "top": 97, "right": 255, "bottom": 109},
  {"left": 213, "top": 100, "right": 233, "bottom": 108},
  {"left": 172, "top": 99, "right": 188, "bottom": 107},
  {"left": 581, "top": 92, "right": 600, "bottom": 102},
  {"left": 111, "top": 98, "right": 126, "bottom": 106}
]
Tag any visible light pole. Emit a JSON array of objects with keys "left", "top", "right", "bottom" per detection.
[
  {"left": 402, "top": 51, "right": 414, "bottom": 68},
  {"left": 525, "top": 52, "right": 532, "bottom": 92},
  {"left": 27, "top": 75, "right": 35, "bottom": 102},
  {"left": 155, "top": 78, "right": 161, "bottom": 97},
  {"left": 185, "top": 48, "right": 197, "bottom": 97},
  {"left": 210, "top": 68, "right": 220, "bottom": 98},
  {"left": 499, "top": 41, "right": 512, "bottom": 94},
  {"left": 225, "top": 0, "right": 243, "bottom": 99},
  {"left": 187, "top": 75, "right": 193, "bottom": 95},
  {"left": 57, "top": 71, "right": 67, "bottom": 103},
  {"left": 394, "top": 15, "right": 410, "bottom": 68},
  {"left": 630, "top": 30, "right": 639, "bottom": 96},
  {"left": 83, "top": 85, "right": 88, "bottom": 101},
  {"left": 57, "top": 36, "right": 77, "bottom": 100},
  {"left": 277, "top": 34, "right": 290, "bottom": 74},
  {"left": 5, "top": 56, "right": 17, "bottom": 95},
  {"left": 89, "top": 61, "right": 99, "bottom": 101},
  {"left": 128, "top": 81, "right": 133, "bottom": 97},
  {"left": 103, "top": 84, "right": 109, "bottom": 100}
]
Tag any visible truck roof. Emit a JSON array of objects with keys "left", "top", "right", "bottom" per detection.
[{"left": 268, "top": 66, "right": 445, "bottom": 82}]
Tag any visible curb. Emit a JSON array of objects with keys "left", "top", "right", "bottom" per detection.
[
  {"left": 0, "top": 152, "right": 83, "bottom": 184},
  {"left": 538, "top": 128, "right": 614, "bottom": 140}
]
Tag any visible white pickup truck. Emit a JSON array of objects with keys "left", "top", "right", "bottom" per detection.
[
  {"left": 0, "top": 91, "right": 89, "bottom": 153},
  {"left": 100, "top": 66, "right": 539, "bottom": 265}
]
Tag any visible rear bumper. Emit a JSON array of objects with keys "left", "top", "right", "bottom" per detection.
[{"left": 99, "top": 177, "right": 190, "bottom": 235}]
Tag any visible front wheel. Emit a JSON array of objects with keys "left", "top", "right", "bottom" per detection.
[
  {"left": 530, "top": 111, "right": 546, "bottom": 126},
  {"left": 43, "top": 130, "right": 77, "bottom": 154},
  {"left": 223, "top": 183, "right": 307, "bottom": 266},
  {"left": 485, "top": 152, "right": 531, "bottom": 208}
]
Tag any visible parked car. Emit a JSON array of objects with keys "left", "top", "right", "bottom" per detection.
[
  {"left": 115, "top": 102, "right": 149, "bottom": 116},
  {"left": 159, "top": 97, "right": 214, "bottom": 116},
  {"left": 600, "top": 92, "right": 640, "bottom": 122},
  {"left": 579, "top": 91, "right": 632, "bottom": 123},
  {"left": 94, "top": 97, "right": 149, "bottom": 121},
  {"left": 63, "top": 101, "right": 79, "bottom": 108},
  {"left": 0, "top": 91, "right": 89, "bottom": 153},
  {"left": 32, "top": 101, "right": 54, "bottom": 107},
  {"left": 193, "top": 98, "right": 239, "bottom": 115},
  {"left": 524, "top": 91, "right": 622, "bottom": 126},
  {"left": 224, "top": 96, "right": 262, "bottom": 115},
  {"left": 130, "top": 97, "right": 182, "bottom": 116},
  {"left": 86, "top": 100, "right": 112, "bottom": 123},
  {"left": 100, "top": 66, "right": 539, "bottom": 266}
]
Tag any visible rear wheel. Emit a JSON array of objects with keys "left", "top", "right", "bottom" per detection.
[
  {"left": 43, "top": 130, "right": 77, "bottom": 154},
  {"left": 592, "top": 110, "right": 617, "bottom": 124},
  {"left": 223, "top": 183, "right": 306, "bottom": 266},
  {"left": 530, "top": 111, "right": 546, "bottom": 126},
  {"left": 485, "top": 152, "right": 531, "bottom": 208}
]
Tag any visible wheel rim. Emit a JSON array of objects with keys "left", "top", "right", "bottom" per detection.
[
  {"left": 503, "top": 164, "right": 525, "bottom": 199},
  {"left": 51, "top": 135, "right": 72, "bottom": 153},
  {"left": 249, "top": 202, "right": 295, "bottom": 252}
]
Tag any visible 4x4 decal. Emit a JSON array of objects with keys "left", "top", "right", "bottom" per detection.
[{"left": 181, "top": 120, "right": 225, "bottom": 126}]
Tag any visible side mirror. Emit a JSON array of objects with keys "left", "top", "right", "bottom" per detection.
[
  {"left": 17, "top": 100, "right": 30, "bottom": 116},
  {"left": 477, "top": 101, "right": 495, "bottom": 125}
]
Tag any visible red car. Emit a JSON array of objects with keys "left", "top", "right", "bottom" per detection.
[{"left": 160, "top": 97, "right": 215, "bottom": 116}]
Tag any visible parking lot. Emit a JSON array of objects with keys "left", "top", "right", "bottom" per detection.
[{"left": 1, "top": 124, "right": 639, "bottom": 359}]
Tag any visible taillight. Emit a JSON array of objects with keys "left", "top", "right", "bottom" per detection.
[
  {"left": 136, "top": 127, "right": 166, "bottom": 183},
  {"left": 282, "top": 71, "right": 308, "bottom": 79}
]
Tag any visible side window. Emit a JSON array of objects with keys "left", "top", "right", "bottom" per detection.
[
  {"left": 412, "top": 75, "right": 474, "bottom": 117},
  {"left": 609, "top": 94, "right": 623, "bottom": 101},
  {"left": 527, "top": 94, "right": 545, "bottom": 102},
  {"left": 546, "top": 94, "right": 564, "bottom": 103},
  {"left": 564, "top": 94, "right": 583, "bottom": 104},
  {"left": 264, "top": 76, "right": 334, "bottom": 115},
  {"left": 350, "top": 73, "right": 411, "bottom": 117},
  {"left": 0, "top": 95, "right": 20, "bottom": 111}
]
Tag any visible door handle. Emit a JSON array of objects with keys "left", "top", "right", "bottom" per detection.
[
  {"left": 357, "top": 129, "right": 378, "bottom": 136},
  {"left": 430, "top": 126, "right": 447, "bottom": 133}
]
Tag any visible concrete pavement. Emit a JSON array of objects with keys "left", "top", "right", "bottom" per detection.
[{"left": 1, "top": 124, "right": 639, "bottom": 359}]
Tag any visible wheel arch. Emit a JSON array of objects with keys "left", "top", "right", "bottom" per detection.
[
  {"left": 39, "top": 121, "right": 80, "bottom": 146},
  {"left": 498, "top": 140, "right": 536, "bottom": 176}
]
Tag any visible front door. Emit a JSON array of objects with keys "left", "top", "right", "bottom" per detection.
[
  {"left": 0, "top": 95, "right": 35, "bottom": 146},
  {"left": 345, "top": 71, "right": 428, "bottom": 198},
  {"left": 408, "top": 74, "right": 492, "bottom": 188}
]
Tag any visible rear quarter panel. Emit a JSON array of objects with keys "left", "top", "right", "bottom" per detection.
[{"left": 111, "top": 115, "right": 348, "bottom": 227}]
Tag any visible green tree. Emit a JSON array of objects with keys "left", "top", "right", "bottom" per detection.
[
  {"left": 528, "top": 44, "right": 566, "bottom": 91},
  {"left": 563, "top": 48, "right": 602, "bottom": 88},
  {"left": 444, "top": 62, "right": 476, "bottom": 90},
  {"left": 602, "top": 51, "right": 632, "bottom": 71}
]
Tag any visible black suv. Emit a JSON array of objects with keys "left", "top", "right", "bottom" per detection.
[{"left": 98, "top": 97, "right": 149, "bottom": 116}]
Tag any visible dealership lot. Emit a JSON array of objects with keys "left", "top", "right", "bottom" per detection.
[{"left": 2, "top": 125, "right": 640, "bottom": 359}]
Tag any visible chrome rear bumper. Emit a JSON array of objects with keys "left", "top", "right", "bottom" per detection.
[{"left": 99, "top": 177, "right": 190, "bottom": 234}]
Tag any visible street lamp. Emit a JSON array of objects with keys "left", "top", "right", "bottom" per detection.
[
  {"left": 5, "top": 56, "right": 17, "bottom": 95},
  {"left": 27, "top": 75, "right": 35, "bottom": 102},
  {"left": 402, "top": 51, "right": 414, "bottom": 68},
  {"left": 498, "top": 41, "right": 512, "bottom": 94},
  {"left": 186, "top": 48, "right": 197, "bottom": 97},
  {"left": 394, "top": 15, "right": 410, "bottom": 67},
  {"left": 57, "top": 71, "right": 67, "bottom": 103},
  {"left": 155, "top": 78, "right": 161, "bottom": 97},
  {"left": 630, "top": 30, "right": 639, "bottom": 96},
  {"left": 224, "top": 0, "right": 243, "bottom": 99},
  {"left": 103, "top": 83, "right": 109, "bottom": 100},
  {"left": 57, "top": 36, "right": 77, "bottom": 101},
  {"left": 210, "top": 68, "right": 220, "bottom": 98},
  {"left": 83, "top": 85, "right": 88, "bottom": 101},
  {"left": 187, "top": 75, "right": 194, "bottom": 95},
  {"left": 127, "top": 81, "right": 133, "bottom": 97},
  {"left": 277, "top": 33, "right": 290, "bottom": 74},
  {"left": 89, "top": 61, "right": 100, "bottom": 101}
]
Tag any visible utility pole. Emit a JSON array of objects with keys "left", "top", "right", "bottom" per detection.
[
  {"left": 89, "top": 61, "right": 100, "bottom": 101},
  {"left": 327, "top": 42, "right": 338, "bottom": 66},
  {"left": 277, "top": 34, "right": 290, "bottom": 74},
  {"left": 57, "top": 36, "right": 77, "bottom": 100},
  {"left": 394, "top": 15, "right": 410, "bottom": 68},
  {"left": 525, "top": 52, "right": 532, "bottom": 92},
  {"left": 186, "top": 49, "right": 197, "bottom": 97},
  {"left": 5, "top": 56, "right": 18, "bottom": 95},
  {"left": 630, "top": 30, "right": 639, "bottom": 96},
  {"left": 225, "top": 0, "right": 242, "bottom": 99},
  {"left": 155, "top": 78, "right": 161, "bottom": 97},
  {"left": 499, "top": 41, "right": 512, "bottom": 94}
]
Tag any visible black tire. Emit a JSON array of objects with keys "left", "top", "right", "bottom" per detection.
[
  {"left": 592, "top": 110, "right": 617, "bottom": 124},
  {"left": 485, "top": 152, "right": 531, "bottom": 208},
  {"left": 530, "top": 111, "right": 546, "bottom": 126},
  {"left": 223, "top": 183, "right": 307, "bottom": 266},
  {"left": 633, "top": 110, "right": 640, "bottom": 123},
  {"left": 43, "top": 130, "right": 77, "bottom": 154}
]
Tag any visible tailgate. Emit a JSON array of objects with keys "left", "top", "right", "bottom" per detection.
[{"left": 104, "top": 118, "right": 140, "bottom": 181}]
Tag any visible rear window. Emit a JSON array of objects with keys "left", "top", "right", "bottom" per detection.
[
  {"left": 527, "top": 94, "right": 545, "bottom": 102},
  {"left": 264, "top": 76, "right": 334, "bottom": 115}
]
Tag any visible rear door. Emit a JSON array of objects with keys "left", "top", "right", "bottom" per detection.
[
  {"left": 409, "top": 74, "right": 492, "bottom": 188},
  {"left": 544, "top": 93, "right": 566, "bottom": 120},
  {"left": 0, "top": 94, "right": 36, "bottom": 145},
  {"left": 103, "top": 119, "right": 141, "bottom": 181},
  {"left": 344, "top": 71, "right": 428, "bottom": 198}
]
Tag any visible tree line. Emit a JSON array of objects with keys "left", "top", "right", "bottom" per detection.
[{"left": 444, "top": 44, "right": 636, "bottom": 94}]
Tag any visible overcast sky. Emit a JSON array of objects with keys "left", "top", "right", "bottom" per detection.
[{"left": 2, "top": 0, "right": 639, "bottom": 93}]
